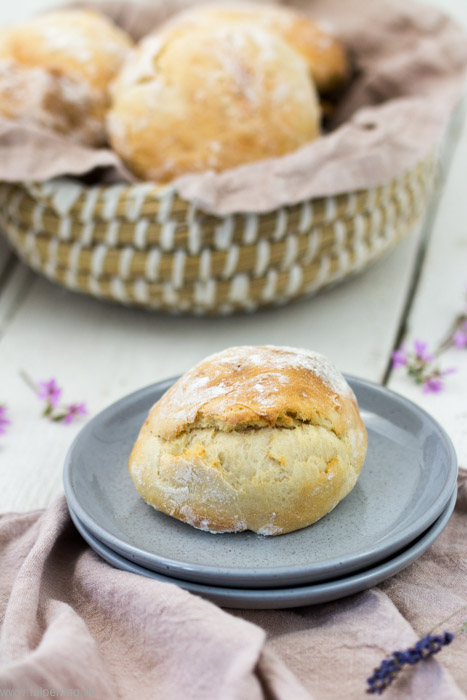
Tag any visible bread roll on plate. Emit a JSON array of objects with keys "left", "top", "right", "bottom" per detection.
[
  {"left": 129, "top": 346, "right": 368, "bottom": 536},
  {"left": 108, "top": 22, "right": 321, "bottom": 182},
  {"left": 0, "top": 9, "right": 132, "bottom": 145}
]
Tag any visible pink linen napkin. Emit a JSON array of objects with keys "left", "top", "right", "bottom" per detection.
[{"left": 0, "top": 470, "right": 466, "bottom": 699}]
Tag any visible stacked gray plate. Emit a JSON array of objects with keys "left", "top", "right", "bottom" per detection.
[{"left": 63, "top": 377, "right": 458, "bottom": 610}]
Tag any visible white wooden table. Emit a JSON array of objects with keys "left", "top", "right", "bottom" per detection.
[{"left": 0, "top": 0, "right": 466, "bottom": 514}]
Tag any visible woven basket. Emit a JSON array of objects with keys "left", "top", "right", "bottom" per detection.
[{"left": 0, "top": 155, "right": 435, "bottom": 314}]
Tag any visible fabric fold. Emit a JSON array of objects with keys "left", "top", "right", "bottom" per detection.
[{"left": 0, "top": 497, "right": 309, "bottom": 699}]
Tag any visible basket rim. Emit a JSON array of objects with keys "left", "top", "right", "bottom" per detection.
[
  {"left": 0, "top": 154, "right": 435, "bottom": 226},
  {"left": 19, "top": 163, "right": 424, "bottom": 200}
]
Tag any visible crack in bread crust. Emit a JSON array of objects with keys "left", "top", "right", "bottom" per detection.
[
  {"left": 146, "top": 346, "right": 360, "bottom": 440},
  {"left": 130, "top": 422, "right": 367, "bottom": 535}
]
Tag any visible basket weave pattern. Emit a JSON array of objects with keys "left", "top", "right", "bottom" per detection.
[{"left": 0, "top": 156, "right": 435, "bottom": 314}]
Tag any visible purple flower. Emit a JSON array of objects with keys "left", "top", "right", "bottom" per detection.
[
  {"left": 63, "top": 403, "right": 88, "bottom": 425},
  {"left": 392, "top": 345, "right": 408, "bottom": 369},
  {"left": 453, "top": 330, "right": 467, "bottom": 349},
  {"left": 367, "top": 632, "right": 454, "bottom": 694},
  {"left": 19, "top": 371, "right": 89, "bottom": 426},
  {"left": 423, "top": 377, "right": 444, "bottom": 394},
  {"left": 423, "top": 367, "right": 456, "bottom": 394},
  {"left": 443, "top": 367, "right": 457, "bottom": 376},
  {"left": 0, "top": 405, "right": 10, "bottom": 435},
  {"left": 37, "top": 379, "right": 62, "bottom": 407},
  {"left": 413, "top": 340, "right": 434, "bottom": 363}
]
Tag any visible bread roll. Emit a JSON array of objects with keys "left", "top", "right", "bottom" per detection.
[
  {"left": 0, "top": 10, "right": 132, "bottom": 145},
  {"left": 108, "top": 23, "right": 321, "bottom": 183},
  {"left": 157, "top": 2, "right": 349, "bottom": 94},
  {"left": 129, "top": 346, "right": 368, "bottom": 536}
]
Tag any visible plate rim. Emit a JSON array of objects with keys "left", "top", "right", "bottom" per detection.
[
  {"left": 63, "top": 374, "right": 458, "bottom": 587},
  {"left": 68, "top": 487, "right": 457, "bottom": 609}
]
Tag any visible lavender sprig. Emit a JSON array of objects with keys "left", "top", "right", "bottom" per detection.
[
  {"left": 20, "top": 372, "right": 88, "bottom": 425},
  {"left": 366, "top": 633, "right": 454, "bottom": 694},
  {"left": 366, "top": 604, "right": 467, "bottom": 694}
]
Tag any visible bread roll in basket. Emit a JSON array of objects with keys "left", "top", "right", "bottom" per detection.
[{"left": 0, "top": 0, "right": 464, "bottom": 315}]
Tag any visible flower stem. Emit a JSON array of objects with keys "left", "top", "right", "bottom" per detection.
[
  {"left": 427, "top": 603, "right": 467, "bottom": 635},
  {"left": 435, "top": 314, "right": 467, "bottom": 356},
  {"left": 18, "top": 369, "right": 38, "bottom": 394}
]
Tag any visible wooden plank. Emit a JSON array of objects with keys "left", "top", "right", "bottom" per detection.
[
  {"left": 0, "top": 238, "right": 11, "bottom": 278},
  {"left": 387, "top": 108, "right": 467, "bottom": 466},
  {"left": 0, "top": 260, "right": 34, "bottom": 340}
]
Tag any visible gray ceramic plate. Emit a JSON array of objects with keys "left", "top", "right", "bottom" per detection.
[
  {"left": 68, "top": 488, "right": 456, "bottom": 609},
  {"left": 63, "top": 376, "right": 457, "bottom": 588}
]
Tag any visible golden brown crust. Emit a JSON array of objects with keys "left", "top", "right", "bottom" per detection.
[
  {"left": 0, "top": 10, "right": 132, "bottom": 91},
  {"left": 146, "top": 345, "right": 361, "bottom": 439},
  {"left": 156, "top": 2, "right": 349, "bottom": 94},
  {"left": 0, "top": 10, "right": 132, "bottom": 145},
  {"left": 108, "top": 23, "right": 321, "bottom": 182},
  {"left": 0, "top": 59, "right": 103, "bottom": 145}
]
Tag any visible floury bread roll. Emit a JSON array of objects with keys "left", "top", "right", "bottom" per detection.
[
  {"left": 129, "top": 346, "right": 368, "bottom": 536},
  {"left": 108, "top": 23, "right": 321, "bottom": 183},
  {"left": 157, "top": 2, "right": 349, "bottom": 94},
  {"left": 0, "top": 10, "right": 132, "bottom": 145}
]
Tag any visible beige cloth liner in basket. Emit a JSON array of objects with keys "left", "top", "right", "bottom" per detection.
[{"left": 0, "top": 0, "right": 465, "bottom": 313}]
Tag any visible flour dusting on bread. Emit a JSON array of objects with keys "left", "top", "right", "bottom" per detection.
[
  {"left": 108, "top": 21, "right": 320, "bottom": 182},
  {"left": 129, "top": 345, "right": 367, "bottom": 535},
  {"left": 148, "top": 345, "right": 356, "bottom": 439},
  {"left": 0, "top": 9, "right": 132, "bottom": 145},
  {"left": 211, "top": 345, "right": 354, "bottom": 397}
]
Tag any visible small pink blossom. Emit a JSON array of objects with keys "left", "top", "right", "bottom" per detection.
[
  {"left": 453, "top": 329, "right": 467, "bottom": 349},
  {"left": 393, "top": 337, "right": 456, "bottom": 395},
  {"left": 444, "top": 367, "right": 457, "bottom": 375},
  {"left": 392, "top": 345, "right": 408, "bottom": 369},
  {"left": 423, "top": 368, "right": 456, "bottom": 394},
  {"left": 19, "top": 371, "right": 88, "bottom": 426},
  {"left": 63, "top": 403, "right": 88, "bottom": 425},
  {"left": 37, "top": 379, "right": 62, "bottom": 407},
  {"left": 413, "top": 340, "right": 434, "bottom": 363},
  {"left": 0, "top": 405, "right": 10, "bottom": 435},
  {"left": 423, "top": 377, "right": 444, "bottom": 393},
  {"left": 390, "top": 287, "right": 466, "bottom": 395}
]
